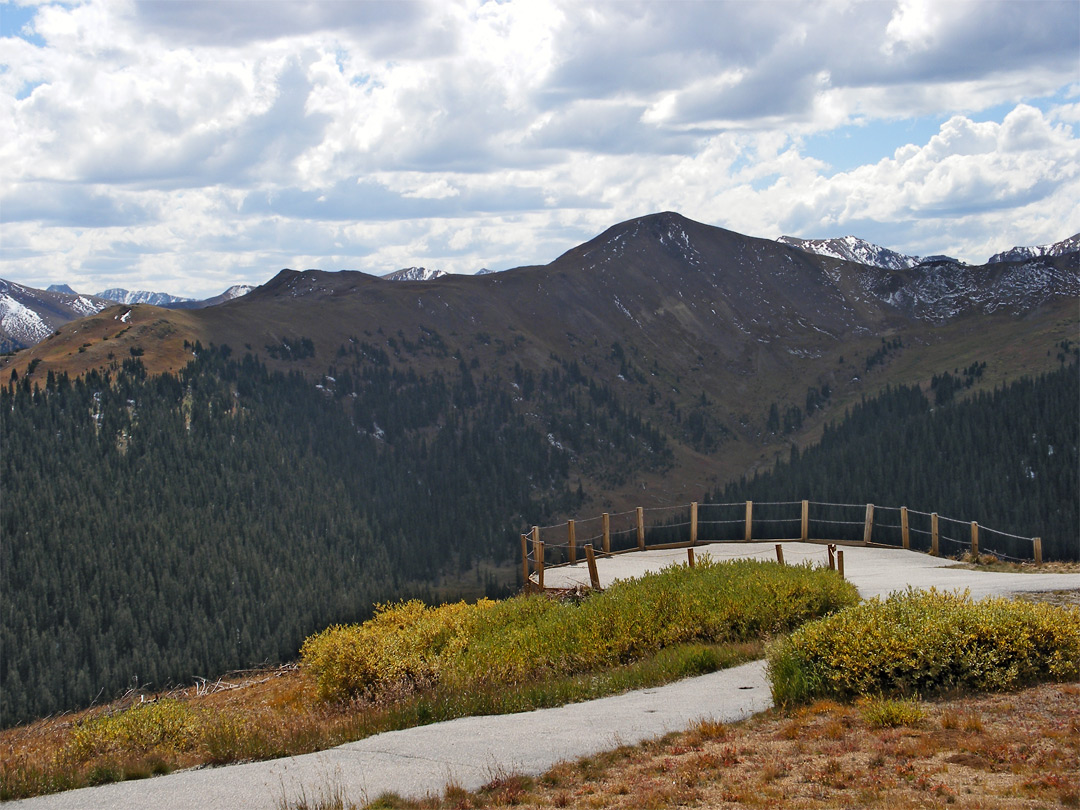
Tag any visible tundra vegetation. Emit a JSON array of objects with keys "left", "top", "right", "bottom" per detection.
[{"left": 1, "top": 560, "right": 855, "bottom": 799}]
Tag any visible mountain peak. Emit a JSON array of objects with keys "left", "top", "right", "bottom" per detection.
[
  {"left": 777, "top": 235, "right": 921, "bottom": 270},
  {"left": 381, "top": 267, "right": 448, "bottom": 282},
  {"left": 989, "top": 233, "right": 1080, "bottom": 264},
  {"left": 96, "top": 288, "right": 193, "bottom": 306}
]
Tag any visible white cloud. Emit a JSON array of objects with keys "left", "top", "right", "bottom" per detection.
[{"left": 1, "top": 0, "right": 1077, "bottom": 297}]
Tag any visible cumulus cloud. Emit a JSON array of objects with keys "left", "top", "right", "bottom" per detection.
[{"left": 0, "top": 0, "right": 1077, "bottom": 297}]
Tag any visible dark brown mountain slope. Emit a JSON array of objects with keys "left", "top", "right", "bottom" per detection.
[{"left": 4, "top": 212, "right": 1075, "bottom": 505}]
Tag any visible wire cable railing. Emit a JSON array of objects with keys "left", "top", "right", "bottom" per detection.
[{"left": 521, "top": 498, "right": 1047, "bottom": 586}]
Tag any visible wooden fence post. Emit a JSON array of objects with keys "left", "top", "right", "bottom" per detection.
[
  {"left": 775, "top": 544, "right": 785, "bottom": 565},
  {"left": 531, "top": 526, "right": 542, "bottom": 589},
  {"left": 687, "top": 547, "right": 696, "bottom": 568},
  {"left": 602, "top": 512, "right": 610, "bottom": 554},
  {"left": 1033, "top": 537, "right": 1042, "bottom": 565},
  {"left": 901, "top": 506, "right": 910, "bottom": 550},
  {"left": 931, "top": 512, "right": 939, "bottom": 557},
  {"left": 970, "top": 521, "right": 979, "bottom": 557},
  {"left": 801, "top": 500, "right": 809, "bottom": 542},
  {"left": 520, "top": 533, "right": 529, "bottom": 585},
  {"left": 585, "top": 543, "right": 601, "bottom": 590},
  {"left": 837, "top": 549, "right": 844, "bottom": 579},
  {"left": 827, "top": 544, "right": 836, "bottom": 570},
  {"left": 690, "top": 501, "right": 698, "bottom": 545},
  {"left": 744, "top": 501, "right": 753, "bottom": 542},
  {"left": 863, "top": 504, "right": 875, "bottom": 546},
  {"left": 636, "top": 506, "right": 645, "bottom": 550},
  {"left": 568, "top": 519, "right": 576, "bottom": 564}
]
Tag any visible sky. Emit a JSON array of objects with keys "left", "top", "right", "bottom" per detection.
[{"left": 1, "top": 0, "right": 1078, "bottom": 299}]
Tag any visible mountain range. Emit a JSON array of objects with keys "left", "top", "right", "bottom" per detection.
[
  {"left": 4, "top": 212, "right": 1076, "bottom": 504},
  {"left": 3, "top": 211, "right": 1076, "bottom": 726}
]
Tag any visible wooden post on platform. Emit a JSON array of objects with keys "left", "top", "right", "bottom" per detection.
[
  {"left": 931, "top": 512, "right": 940, "bottom": 557},
  {"left": 901, "top": 507, "right": 910, "bottom": 550},
  {"left": 827, "top": 544, "right": 836, "bottom": 570},
  {"left": 585, "top": 544, "right": 601, "bottom": 590},
  {"left": 837, "top": 549, "right": 845, "bottom": 579},
  {"left": 520, "top": 533, "right": 529, "bottom": 585},
  {"left": 687, "top": 547, "right": 696, "bottom": 568},
  {"left": 1033, "top": 537, "right": 1042, "bottom": 565},
  {"left": 568, "top": 520, "right": 576, "bottom": 564},
  {"left": 690, "top": 501, "right": 698, "bottom": 545},
  {"left": 863, "top": 504, "right": 875, "bottom": 546},
  {"left": 970, "top": 521, "right": 979, "bottom": 557},
  {"left": 744, "top": 501, "right": 753, "bottom": 541},
  {"left": 602, "top": 512, "right": 611, "bottom": 554},
  {"left": 801, "top": 500, "right": 809, "bottom": 542},
  {"left": 636, "top": 506, "right": 645, "bottom": 550},
  {"left": 775, "top": 544, "right": 785, "bottom": 565},
  {"left": 531, "top": 526, "right": 542, "bottom": 589}
]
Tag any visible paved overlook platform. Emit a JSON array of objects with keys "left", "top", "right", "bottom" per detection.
[
  {"left": 536, "top": 540, "right": 1080, "bottom": 600},
  {"left": 12, "top": 544, "right": 1078, "bottom": 810}
]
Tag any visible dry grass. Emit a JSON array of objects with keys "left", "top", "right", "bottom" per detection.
[
  {"left": 0, "top": 642, "right": 764, "bottom": 801},
  {"left": 336, "top": 681, "right": 1080, "bottom": 810},
  {"left": 952, "top": 555, "right": 1080, "bottom": 575}
]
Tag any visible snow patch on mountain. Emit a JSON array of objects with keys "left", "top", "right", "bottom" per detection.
[
  {"left": 221, "top": 284, "right": 254, "bottom": 300},
  {"left": 989, "top": 234, "right": 1080, "bottom": 264},
  {"left": 778, "top": 235, "right": 920, "bottom": 270},
  {"left": 0, "top": 292, "right": 51, "bottom": 345},
  {"left": 97, "top": 288, "right": 193, "bottom": 306},
  {"left": 382, "top": 267, "right": 447, "bottom": 282}
]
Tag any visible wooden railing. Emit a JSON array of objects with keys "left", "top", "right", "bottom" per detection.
[{"left": 521, "top": 500, "right": 1044, "bottom": 587}]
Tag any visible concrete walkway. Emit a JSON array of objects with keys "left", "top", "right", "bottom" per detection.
[
  {"left": 540, "top": 541, "right": 1080, "bottom": 600},
  {"left": 12, "top": 544, "right": 1077, "bottom": 810}
]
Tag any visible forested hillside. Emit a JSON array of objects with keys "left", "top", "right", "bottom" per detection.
[
  {"left": 3, "top": 344, "right": 656, "bottom": 726},
  {"left": 713, "top": 361, "right": 1079, "bottom": 561}
]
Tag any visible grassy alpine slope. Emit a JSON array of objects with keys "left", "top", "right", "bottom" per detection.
[{"left": 0, "top": 559, "right": 855, "bottom": 800}]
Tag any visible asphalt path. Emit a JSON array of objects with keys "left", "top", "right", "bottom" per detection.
[{"left": 12, "top": 543, "right": 1077, "bottom": 810}]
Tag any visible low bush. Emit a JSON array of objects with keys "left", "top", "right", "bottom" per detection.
[
  {"left": 67, "top": 700, "right": 200, "bottom": 759},
  {"left": 768, "top": 588, "right": 1080, "bottom": 707},
  {"left": 303, "top": 559, "right": 858, "bottom": 702}
]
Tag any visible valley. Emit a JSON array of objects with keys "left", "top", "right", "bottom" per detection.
[{"left": 1, "top": 212, "right": 1077, "bottom": 728}]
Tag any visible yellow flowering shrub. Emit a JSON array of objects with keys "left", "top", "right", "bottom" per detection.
[
  {"left": 303, "top": 559, "right": 859, "bottom": 701},
  {"left": 768, "top": 588, "right": 1080, "bottom": 707},
  {"left": 67, "top": 700, "right": 200, "bottom": 759}
]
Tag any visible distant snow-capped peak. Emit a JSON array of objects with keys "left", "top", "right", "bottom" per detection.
[
  {"left": 777, "top": 235, "right": 920, "bottom": 270},
  {"left": 97, "top": 288, "right": 193, "bottom": 306},
  {"left": 381, "top": 267, "right": 448, "bottom": 282},
  {"left": 988, "top": 234, "right": 1080, "bottom": 264},
  {"left": 221, "top": 284, "right": 254, "bottom": 300}
]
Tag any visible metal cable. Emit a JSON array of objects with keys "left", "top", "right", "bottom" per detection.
[{"left": 979, "top": 525, "right": 1035, "bottom": 542}]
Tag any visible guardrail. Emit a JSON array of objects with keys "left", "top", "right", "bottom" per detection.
[{"left": 521, "top": 500, "right": 1044, "bottom": 588}]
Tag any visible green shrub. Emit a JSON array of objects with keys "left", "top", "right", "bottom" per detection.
[
  {"left": 768, "top": 588, "right": 1080, "bottom": 707},
  {"left": 67, "top": 700, "right": 200, "bottom": 759},
  {"left": 302, "top": 559, "right": 858, "bottom": 702}
]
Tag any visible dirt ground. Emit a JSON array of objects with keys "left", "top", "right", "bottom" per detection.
[{"left": 456, "top": 681, "right": 1080, "bottom": 810}]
